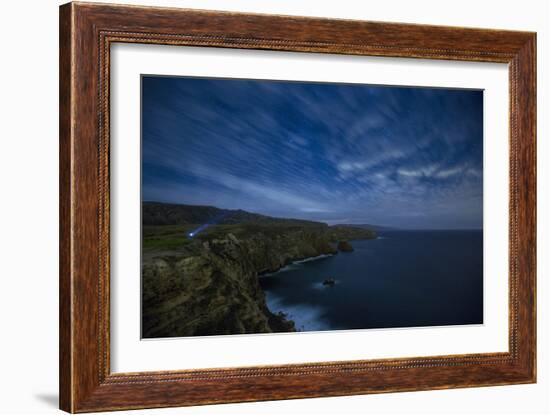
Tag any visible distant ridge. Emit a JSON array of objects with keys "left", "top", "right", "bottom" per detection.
[
  {"left": 142, "top": 201, "right": 323, "bottom": 227},
  {"left": 338, "top": 223, "right": 396, "bottom": 232}
]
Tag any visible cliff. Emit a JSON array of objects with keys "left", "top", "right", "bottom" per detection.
[
  {"left": 143, "top": 233, "right": 296, "bottom": 337},
  {"left": 142, "top": 201, "right": 322, "bottom": 227},
  {"left": 141, "top": 203, "right": 376, "bottom": 338}
]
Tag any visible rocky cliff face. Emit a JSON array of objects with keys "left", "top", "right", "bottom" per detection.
[
  {"left": 141, "top": 203, "right": 376, "bottom": 338},
  {"left": 244, "top": 228, "right": 337, "bottom": 274},
  {"left": 142, "top": 233, "right": 293, "bottom": 337},
  {"left": 143, "top": 229, "right": 339, "bottom": 338},
  {"left": 142, "top": 230, "right": 344, "bottom": 337}
]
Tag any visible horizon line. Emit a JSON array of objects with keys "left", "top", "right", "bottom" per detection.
[{"left": 142, "top": 200, "right": 482, "bottom": 231}]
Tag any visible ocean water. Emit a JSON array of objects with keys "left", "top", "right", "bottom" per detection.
[{"left": 259, "top": 230, "right": 483, "bottom": 332}]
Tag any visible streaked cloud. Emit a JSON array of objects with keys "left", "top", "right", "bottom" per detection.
[{"left": 142, "top": 76, "right": 483, "bottom": 229}]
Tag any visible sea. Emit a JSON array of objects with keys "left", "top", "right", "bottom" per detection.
[{"left": 259, "top": 230, "right": 483, "bottom": 332}]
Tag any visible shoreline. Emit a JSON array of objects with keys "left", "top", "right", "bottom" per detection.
[
  {"left": 259, "top": 253, "right": 335, "bottom": 278},
  {"left": 259, "top": 236, "right": 380, "bottom": 278},
  {"left": 259, "top": 237, "right": 378, "bottom": 331}
]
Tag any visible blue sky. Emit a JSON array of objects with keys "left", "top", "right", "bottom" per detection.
[{"left": 142, "top": 76, "right": 483, "bottom": 229}]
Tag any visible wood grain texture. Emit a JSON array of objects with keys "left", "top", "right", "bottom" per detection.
[
  {"left": 59, "top": 2, "right": 536, "bottom": 412},
  {"left": 59, "top": 3, "right": 73, "bottom": 412}
]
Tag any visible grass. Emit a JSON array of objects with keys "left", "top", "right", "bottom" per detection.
[
  {"left": 142, "top": 225, "right": 196, "bottom": 250},
  {"left": 142, "top": 221, "right": 375, "bottom": 252},
  {"left": 143, "top": 222, "right": 321, "bottom": 251},
  {"left": 143, "top": 220, "right": 376, "bottom": 251},
  {"left": 143, "top": 235, "right": 193, "bottom": 250}
]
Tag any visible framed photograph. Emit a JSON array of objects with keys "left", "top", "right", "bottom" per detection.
[{"left": 59, "top": 2, "right": 536, "bottom": 412}]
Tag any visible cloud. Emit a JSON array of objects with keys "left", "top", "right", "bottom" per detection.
[
  {"left": 142, "top": 76, "right": 483, "bottom": 229},
  {"left": 433, "top": 166, "right": 463, "bottom": 179},
  {"left": 398, "top": 167, "right": 431, "bottom": 177}
]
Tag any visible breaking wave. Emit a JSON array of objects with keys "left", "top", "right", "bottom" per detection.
[
  {"left": 266, "top": 294, "right": 331, "bottom": 332},
  {"left": 262, "top": 254, "right": 334, "bottom": 277}
]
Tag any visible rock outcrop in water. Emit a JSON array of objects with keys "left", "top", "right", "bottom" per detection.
[
  {"left": 141, "top": 202, "right": 376, "bottom": 338},
  {"left": 323, "top": 278, "right": 336, "bottom": 286},
  {"left": 337, "top": 240, "right": 354, "bottom": 252}
]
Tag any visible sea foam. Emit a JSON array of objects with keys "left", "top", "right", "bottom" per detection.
[{"left": 266, "top": 294, "right": 331, "bottom": 332}]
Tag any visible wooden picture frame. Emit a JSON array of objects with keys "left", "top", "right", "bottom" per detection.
[{"left": 59, "top": 2, "right": 536, "bottom": 412}]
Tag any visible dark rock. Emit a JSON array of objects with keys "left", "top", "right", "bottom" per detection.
[
  {"left": 323, "top": 278, "right": 336, "bottom": 286},
  {"left": 337, "top": 240, "right": 354, "bottom": 252}
]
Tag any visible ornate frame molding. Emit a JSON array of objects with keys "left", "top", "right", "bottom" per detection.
[{"left": 60, "top": 2, "right": 536, "bottom": 412}]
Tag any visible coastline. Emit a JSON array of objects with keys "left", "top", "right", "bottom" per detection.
[
  {"left": 260, "top": 231, "right": 483, "bottom": 333},
  {"left": 142, "top": 206, "right": 377, "bottom": 337},
  {"left": 258, "top": 235, "right": 380, "bottom": 279},
  {"left": 259, "top": 253, "right": 335, "bottom": 277}
]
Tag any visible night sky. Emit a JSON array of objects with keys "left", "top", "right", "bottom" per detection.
[{"left": 142, "top": 76, "right": 483, "bottom": 229}]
